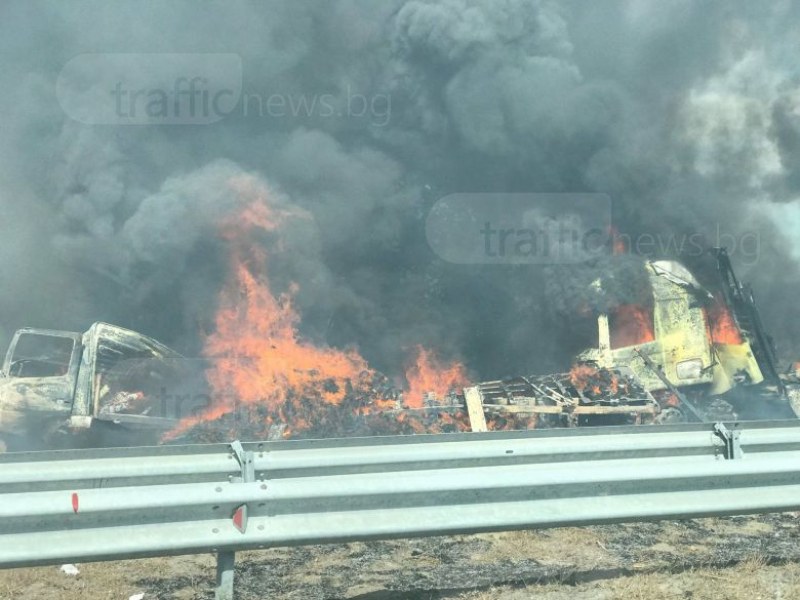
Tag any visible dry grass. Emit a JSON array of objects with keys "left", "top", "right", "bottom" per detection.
[
  {"left": 0, "top": 555, "right": 214, "bottom": 600},
  {"left": 474, "top": 527, "right": 612, "bottom": 567},
  {"left": 2, "top": 518, "right": 800, "bottom": 600},
  {"left": 458, "top": 556, "right": 800, "bottom": 600}
]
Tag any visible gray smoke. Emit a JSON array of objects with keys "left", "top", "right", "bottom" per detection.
[{"left": 2, "top": 0, "right": 800, "bottom": 379}]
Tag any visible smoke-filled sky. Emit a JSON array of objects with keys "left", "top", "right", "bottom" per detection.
[{"left": 2, "top": 0, "right": 800, "bottom": 380}]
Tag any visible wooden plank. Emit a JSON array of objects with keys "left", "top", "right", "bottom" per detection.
[{"left": 464, "top": 386, "right": 488, "bottom": 432}]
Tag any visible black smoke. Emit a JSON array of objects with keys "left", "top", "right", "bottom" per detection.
[{"left": 2, "top": 0, "right": 800, "bottom": 380}]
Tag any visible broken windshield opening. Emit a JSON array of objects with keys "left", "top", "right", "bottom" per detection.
[{"left": 8, "top": 333, "right": 75, "bottom": 378}]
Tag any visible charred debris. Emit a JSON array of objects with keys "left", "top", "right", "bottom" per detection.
[{"left": 1, "top": 249, "right": 799, "bottom": 450}]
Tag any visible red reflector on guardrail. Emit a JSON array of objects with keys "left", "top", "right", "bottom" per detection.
[{"left": 232, "top": 504, "right": 248, "bottom": 534}]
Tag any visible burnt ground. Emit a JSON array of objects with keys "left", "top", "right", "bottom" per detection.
[{"left": 2, "top": 513, "right": 800, "bottom": 599}]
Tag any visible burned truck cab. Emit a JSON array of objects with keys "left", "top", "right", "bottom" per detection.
[
  {"left": 0, "top": 322, "right": 183, "bottom": 450},
  {"left": 0, "top": 328, "right": 83, "bottom": 445},
  {"left": 463, "top": 248, "right": 800, "bottom": 429},
  {"left": 578, "top": 258, "right": 767, "bottom": 395},
  {"left": 574, "top": 250, "right": 798, "bottom": 421}
]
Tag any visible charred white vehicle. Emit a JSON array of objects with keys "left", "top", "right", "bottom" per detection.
[{"left": 0, "top": 322, "right": 190, "bottom": 451}]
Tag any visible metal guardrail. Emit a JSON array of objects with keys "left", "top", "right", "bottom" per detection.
[{"left": 2, "top": 420, "right": 800, "bottom": 599}]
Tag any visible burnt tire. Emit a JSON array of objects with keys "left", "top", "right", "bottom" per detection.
[
  {"left": 654, "top": 407, "right": 687, "bottom": 425},
  {"left": 700, "top": 398, "right": 738, "bottom": 422}
]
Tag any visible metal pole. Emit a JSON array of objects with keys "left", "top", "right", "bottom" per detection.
[{"left": 215, "top": 551, "right": 236, "bottom": 600}]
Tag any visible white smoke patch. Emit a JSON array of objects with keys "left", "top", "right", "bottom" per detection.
[
  {"left": 678, "top": 50, "right": 787, "bottom": 190},
  {"left": 763, "top": 201, "right": 800, "bottom": 261}
]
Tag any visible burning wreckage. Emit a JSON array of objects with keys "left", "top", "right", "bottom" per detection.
[{"left": 1, "top": 248, "right": 800, "bottom": 451}]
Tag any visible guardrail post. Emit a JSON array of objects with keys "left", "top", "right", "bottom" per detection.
[
  {"left": 213, "top": 440, "right": 255, "bottom": 600},
  {"left": 714, "top": 423, "right": 743, "bottom": 459},
  {"left": 215, "top": 551, "right": 236, "bottom": 600}
]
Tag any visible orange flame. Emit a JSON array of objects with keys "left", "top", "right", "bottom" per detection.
[
  {"left": 610, "top": 304, "right": 655, "bottom": 348},
  {"left": 403, "top": 346, "right": 469, "bottom": 409},
  {"left": 706, "top": 299, "right": 743, "bottom": 345},
  {"left": 167, "top": 179, "right": 378, "bottom": 439},
  {"left": 167, "top": 178, "right": 473, "bottom": 441},
  {"left": 569, "top": 364, "right": 598, "bottom": 391},
  {"left": 204, "top": 261, "right": 372, "bottom": 409},
  {"left": 570, "top": 364, "right": 620, "bottom": 397}
]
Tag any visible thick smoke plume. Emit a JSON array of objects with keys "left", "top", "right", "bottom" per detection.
[{"left": 2, "top": 0, "right": 800, "bottom": 381}]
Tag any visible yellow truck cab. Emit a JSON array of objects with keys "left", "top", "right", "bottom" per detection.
[{"left": 578, "top": 258, "right": 765, "bottom": 396}]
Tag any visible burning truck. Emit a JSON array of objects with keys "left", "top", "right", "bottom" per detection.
[
  {"left": 1, "top": 248, "right": 799, "bottom": 450},
  {"left": 460, "top": 248, "right": 800, "bottom": 432}
]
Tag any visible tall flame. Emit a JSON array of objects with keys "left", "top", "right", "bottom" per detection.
[
  {"left": 168, "top": 178, "right": 378, "bottom": 439},
  {"left": 706, "top": 299, "right": 743, "bottom": 345},
  {"left": 204, "top": 259, "right": 372, "bottom": 409},
  {"left": 403, "top": 345, "right": 469, "bottom": 409},
  {"left": 168, "top": 177, "right": 471, "bottom": 440}
]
